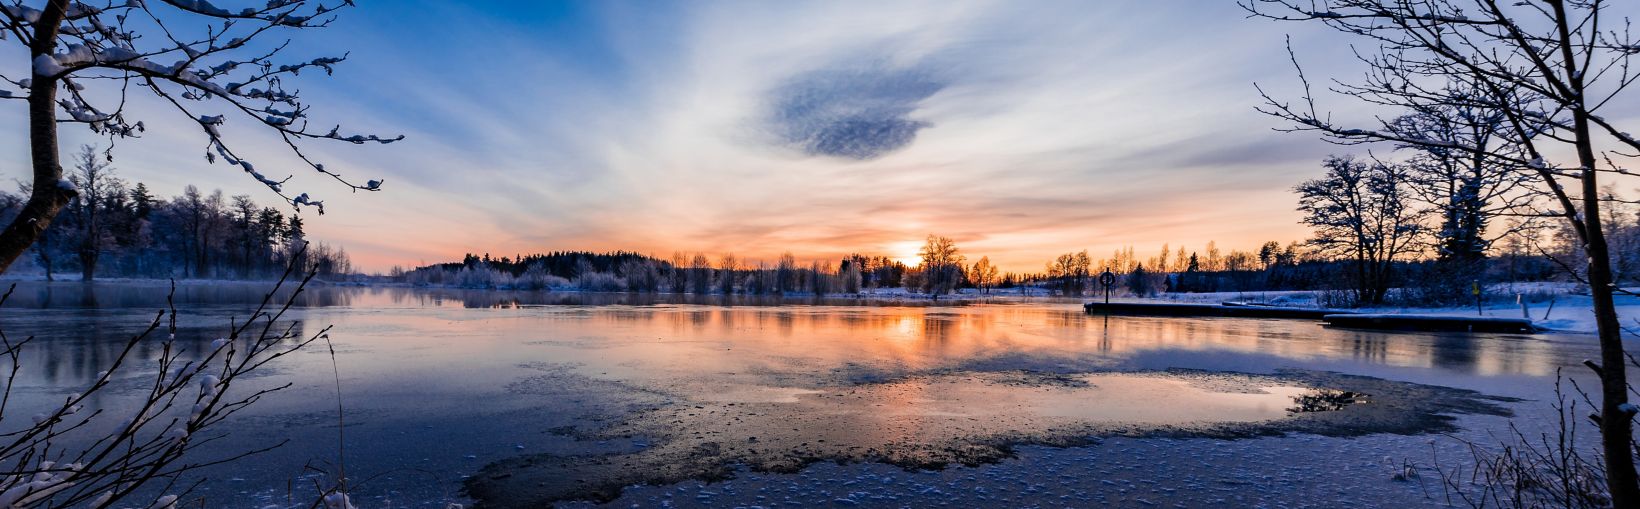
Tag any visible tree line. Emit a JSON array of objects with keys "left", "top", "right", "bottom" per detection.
[
  {"left": 394, "top": 235, "right": 1034, "bottom": 298},
  {"left": 0, "top": 145, "right": 352, "bottom": 281}
]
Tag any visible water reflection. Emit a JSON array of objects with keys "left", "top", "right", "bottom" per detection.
[
  {"left": 0, "top": 284, "right": 1574, "bottom": 394},
  {"left": 0, "top": 281, "right": 1041, "bottom": 310},
  {"left": 0, "top": 282, "right": 1591, "bottom": 507}
]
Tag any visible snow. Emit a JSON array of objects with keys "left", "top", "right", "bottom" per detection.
[
  {"left": 31, "top": 55, "right": 66, "bottom": 77},
  {"left": 169, "top": 0, "right": 232, "bottom": 16},
  {"left": 323, "top": 492, "right": 358, "bottom": 509},
  {"left": 150, "top": 494, "right": 178, "bottom": 509},
  {"left": 199, "top": 115, "right": 225, "bottom": 138},
  {"left": 1149, "top": 282, "right": 1630, "bottom": 334},
  {"left": 199, "top": 374, "right": 221, "bottom": 398},
  {"left": 0, "top": 461, "right": 82, "bottom": 508}
]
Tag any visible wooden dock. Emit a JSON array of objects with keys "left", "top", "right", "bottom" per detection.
[
  {"left": 1083, "top": 301, "right": 1539, "bottom": 333},
  {"left": 1320, "top": 314, "right": 1537, "bottom": 333},
  {"left": 1081, "top": 301, "right": 1346, "bottom": 319}
]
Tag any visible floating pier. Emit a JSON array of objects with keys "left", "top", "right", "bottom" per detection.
[
  {"left": 1319, "top": 314, "right": 1537, "bottom": 334},
  {"left": 1081, "top": 301, "right": 1346, "bottom": 320},
  {"left": 1083, "top": 301, "right": 1539, "bottom": 334}
]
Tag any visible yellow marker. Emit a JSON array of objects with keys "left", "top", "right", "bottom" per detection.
[{"left": 1472, "top": 282, "right": 1481, "bottom": 295}]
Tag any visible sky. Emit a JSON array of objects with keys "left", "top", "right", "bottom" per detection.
[{"left": 0, "top": 0, "right": 1471, "bottom": 272}]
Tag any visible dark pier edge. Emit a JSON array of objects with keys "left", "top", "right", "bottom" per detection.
[{"left": 1084, "top": 301, "right": 1539, "bottom": 334}]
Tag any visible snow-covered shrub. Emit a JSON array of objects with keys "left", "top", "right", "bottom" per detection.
[
  {"left": 619, "top": 260, "right": 661, "bottom": 293},
  {"left": 573, "top": 271, "right": 626, "bottom": 292},
  {"left": 514, "top": 265, "right": 569, "bottom": 291}
]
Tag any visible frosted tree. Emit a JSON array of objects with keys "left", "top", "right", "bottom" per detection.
[
  {"left": 1245, "top": 0, "right": 1640, "bottom": 500},
  {"left": 0, "top": 0, "right": 399, "bottom": 274},
  {"left": 66, "top": 144, "right": 119, "bottom": 280}
]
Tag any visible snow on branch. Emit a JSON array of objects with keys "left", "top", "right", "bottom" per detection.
[{"left": 5, "top": 0, "right": 398, "bottom": 215}]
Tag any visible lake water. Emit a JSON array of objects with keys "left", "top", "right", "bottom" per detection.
[{"left": 0, "top": 281, "right": 1606, "bottom": 507}]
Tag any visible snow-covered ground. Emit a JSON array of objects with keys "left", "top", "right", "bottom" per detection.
[{"left": 1146, "top": 282, "right": 1634, "bottom": 334}]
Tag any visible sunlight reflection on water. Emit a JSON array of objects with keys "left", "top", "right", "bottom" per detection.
[{"left": 0, "top": 281, "right": 1584, "bottom": 506}]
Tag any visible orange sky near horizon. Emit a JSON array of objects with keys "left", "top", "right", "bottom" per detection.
[{"left": 0, "top": 1, "right": 1446, "bottom": 274}]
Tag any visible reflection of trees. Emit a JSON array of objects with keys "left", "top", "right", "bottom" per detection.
[
  {"left": 4, "top": 284, "right": 1574, "bottom": 386},
  {"left": 921, "top": 316, "right": 953, "bottom": 346},
  {"left": 8, "top": 281, "right": 354, "bottom": 309},
  {"left": 11, "top": 308, "right": 307, "bottom": 388}
]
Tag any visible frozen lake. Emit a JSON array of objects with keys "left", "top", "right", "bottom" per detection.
[{"left": 0, "top": 281, "right": 1608, "bottom": 507}]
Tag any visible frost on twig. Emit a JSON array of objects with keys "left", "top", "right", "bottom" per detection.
[
  {"left": 0, "top": 243, "right": 335, "bottom": 507},
  {"left": 1, "top": 0, "right": 401, "bottom": 215}
]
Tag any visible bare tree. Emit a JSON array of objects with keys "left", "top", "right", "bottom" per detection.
[
  {"left": 775, "top": 252, "right": 797, "bottom": 294},
  {"left": 971, "top": 256, "right": 999, "bottom": 294},
  {"left": 917, "top": 234, "right": 964, "bottom": 298},
  {"left": 688, "top": 252, "right": 712, "bottom": 294},
  {"left": 66, "top": 145, "right": 120, "bottom": 281},
  {"left": 0, "top": 0, "right": 400, "bottom": 275},
  {"left": 717, "top": 254, "right": 739, "bottom": 294},
  {"left": 1388, "top": 83, "right": 1535, "bottom": 269},
  {"left": 1046, "top": 251, "right": 1091, "bottom": 296},
  {"left": 1296, "top": 155, "right": 1425, "bottom": 304},
  {"left": 1244, "top": 0, "right": 1640, "bottom": 501}
]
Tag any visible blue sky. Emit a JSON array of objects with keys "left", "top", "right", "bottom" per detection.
[{"left": 4, "top": 0, "right": 1530, "bottom": 271}]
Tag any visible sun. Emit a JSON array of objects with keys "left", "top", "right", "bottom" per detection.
[{"left": 889, "top": 240, "right": 923, "bottom": 267}]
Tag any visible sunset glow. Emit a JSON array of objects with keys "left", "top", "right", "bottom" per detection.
[{"left": 0, "top": 0, "right": 1346, "bottom": 272}]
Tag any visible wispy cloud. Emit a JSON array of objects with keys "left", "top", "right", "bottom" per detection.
[{"left": 0, "top": 0, "right": 1401, "bottom": 272}]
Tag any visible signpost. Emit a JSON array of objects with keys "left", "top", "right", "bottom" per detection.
[
  {"left": 1099, "top": 270, "right": 1116, "bottom": 304},
  {"left": 1473, "top": 280, "right": 1482, "bottom": 316}
]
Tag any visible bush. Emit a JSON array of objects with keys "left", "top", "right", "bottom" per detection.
[{"left": 573, "top": 271, "right": 625, "bottom": 292}]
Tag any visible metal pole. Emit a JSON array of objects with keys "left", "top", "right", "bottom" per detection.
[{"left": 1474, "top": 280, "right": 1482, "bottom": 316}]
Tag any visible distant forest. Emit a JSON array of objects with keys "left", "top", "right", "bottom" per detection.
[
  {"left": 0, "top": 146, "right": 351, "bottom": 281},
  {"left": 392, "top": 239, "right": 1566, "bottom": 305}
]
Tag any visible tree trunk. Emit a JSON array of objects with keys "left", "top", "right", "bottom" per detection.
[
  {"left": 38, "top": 230, "right": 53, "bottom": 282},
  {"left": 0, "top": 0, "right": 74, "bottom": 276},
  {"left": 1549, "top": 0, "right": 1640, "bottom": 499},
  {"left": 79, "top": 246, "right": 97, "bottom": 281},
  {"left": 81, "top": 205, "right": 98, "bottom": 281},
  {"left": 1575, "top": 117, "right": 1640, "bottom": 507}
]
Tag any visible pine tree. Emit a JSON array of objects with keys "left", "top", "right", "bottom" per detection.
[{"left": 130, "top": 183, "right": 154, "bottom": 219}]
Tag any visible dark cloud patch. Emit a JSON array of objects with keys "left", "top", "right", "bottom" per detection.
[{"left": 765, "top": 64, "right": 945, "bottom": 160}]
